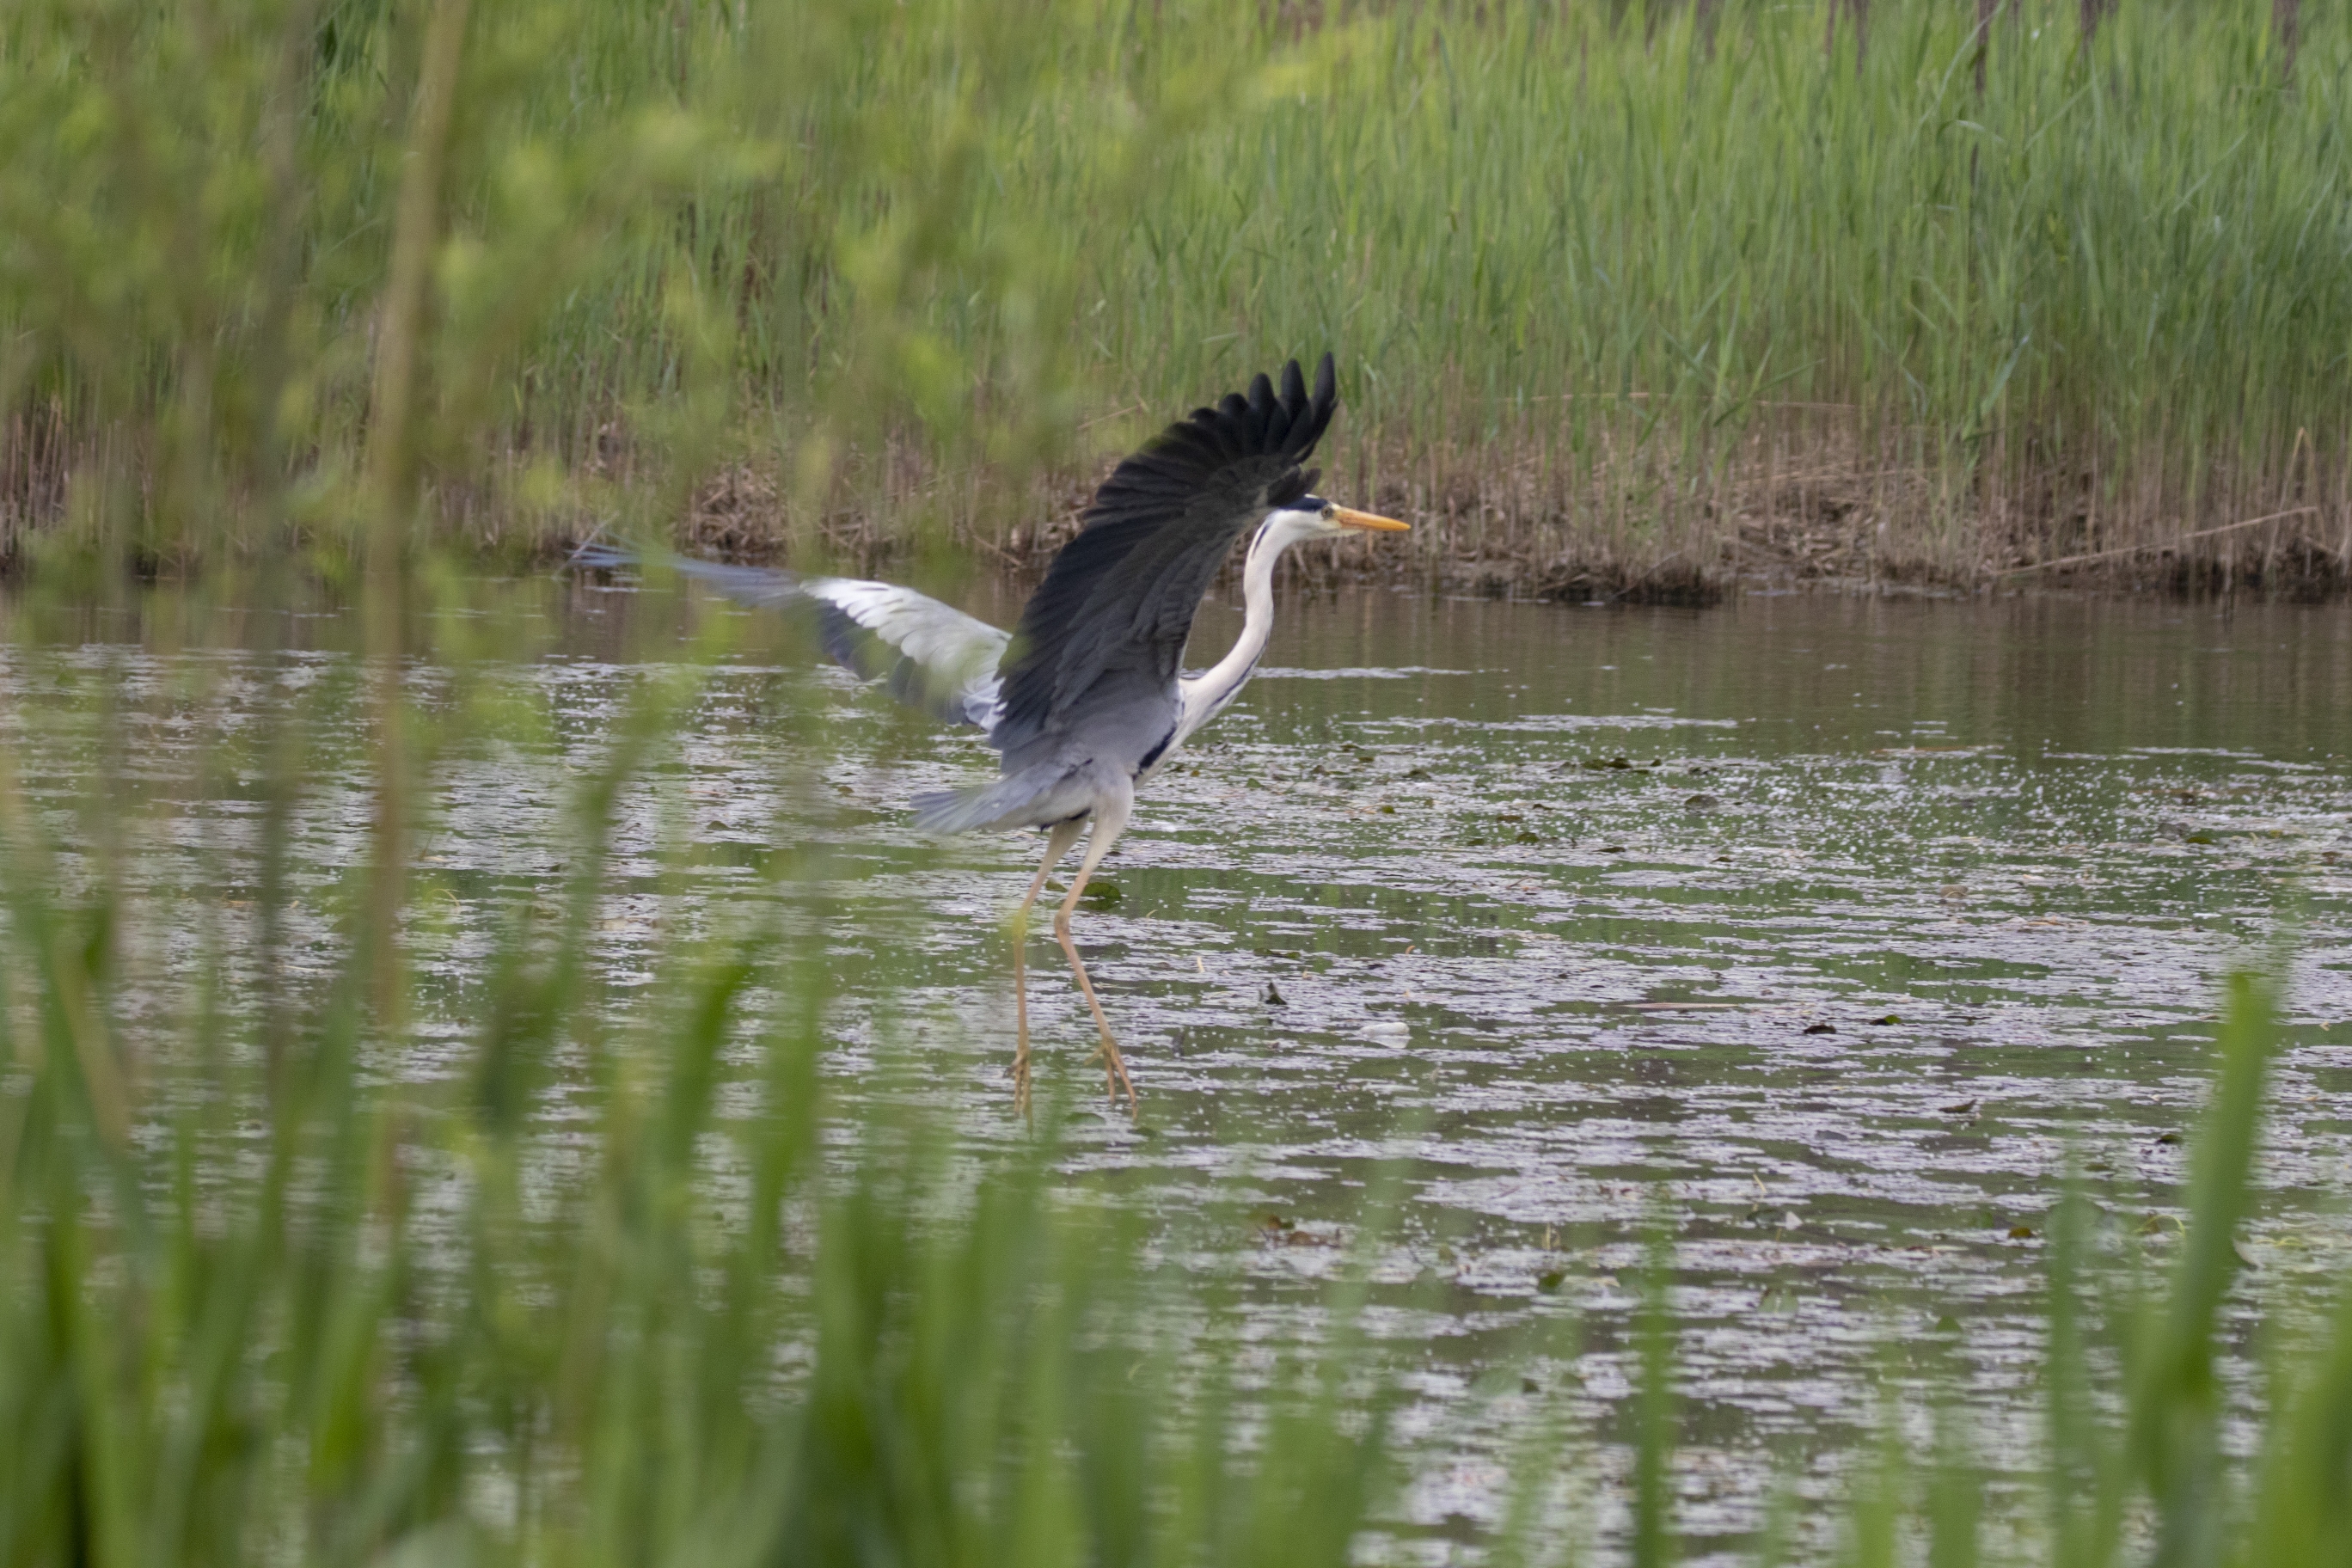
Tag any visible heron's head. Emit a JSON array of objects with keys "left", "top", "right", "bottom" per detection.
[{"left": 1259, "top": 494, "right": 1410, "bottom": 554}]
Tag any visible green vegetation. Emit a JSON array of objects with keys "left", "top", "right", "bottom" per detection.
[
  {"left": 4, "top": 0, "right": 2351, "bottom": 1555},
  {"left": 3, "top": 0, "right": 2348, "bottom": 591},
  {"left": 3, "top": 578, "right": 2350, "bottom": 1562}
]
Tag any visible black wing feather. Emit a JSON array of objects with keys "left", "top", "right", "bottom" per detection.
[{"left": 990, "top": 354, "right": 1339, "bottom": 766}]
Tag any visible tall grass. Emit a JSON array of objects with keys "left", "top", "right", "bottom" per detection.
[
  {"left": 3, "top": 0, "right": 2349, "bottom": 591},
  {"left": 3, "top": 586, "right": 2351, "bottom": 1563}
]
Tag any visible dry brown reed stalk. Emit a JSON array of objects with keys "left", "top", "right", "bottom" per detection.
[{"left": 0, "top": 407, "right": 75, "bottom": 567}]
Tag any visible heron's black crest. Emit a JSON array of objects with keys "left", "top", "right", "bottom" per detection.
[{"left": 990, "top": 354, "right": 1342, "bottom": 769}]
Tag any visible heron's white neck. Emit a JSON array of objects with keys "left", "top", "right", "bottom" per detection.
[{"left": 1172, "top": 518, "right": 1293, "bottom": 748}]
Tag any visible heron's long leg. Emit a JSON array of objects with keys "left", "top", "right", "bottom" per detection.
[
  {"left": 1012, "top": 819, "right": 1086, "bottom": 1113},
  {"left": 1053, "top": 790, "right": 1137, "bottom": 1112}
]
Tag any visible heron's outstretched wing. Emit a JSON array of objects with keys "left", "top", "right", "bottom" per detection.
[
  {"left": 990, "top": 354, "right": 1338, "bottom": 768},
  {"left": 570, "top": 543, "right": 1008, "bottom": 731}
]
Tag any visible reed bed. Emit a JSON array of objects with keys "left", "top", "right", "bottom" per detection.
[
  {"left": 3, "top": 0, "right": 2349, "bottom": 594},
  {"left": 7, "top": 6, "right": 2348, "bottom": 1550},
  {"left": 4, "top": 0, "right": 2352, "bottom": 597}
]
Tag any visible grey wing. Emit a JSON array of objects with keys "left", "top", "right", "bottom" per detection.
[
  {"left": 799, "top": 575, "right": 1008, "bottom": 730},
  {"left": 569, "top": 543, "right": 1007, "bottom": 731},
  {"left": 989, "top": 354, "right": 1338, "bottom": 772}
]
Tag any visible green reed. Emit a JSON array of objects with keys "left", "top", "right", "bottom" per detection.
[
  {"left": 4, "top": 0, "right": 2347, "bottom": 585},
  {"left": 3, "top": 572, "right": 2349, "bottom": 1565}
]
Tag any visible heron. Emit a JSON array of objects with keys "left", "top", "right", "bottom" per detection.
[{"left": 573, "top": 354, "right": 1406, "bottom": 1110}]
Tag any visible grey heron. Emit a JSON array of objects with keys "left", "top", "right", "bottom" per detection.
[{"left": 573, "top": 355, "right": 1406, "bottom": 1110}]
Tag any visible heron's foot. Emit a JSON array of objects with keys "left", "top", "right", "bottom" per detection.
[{"left": 1094, "top": 1030, "right": 1138, "bottom": 1114}]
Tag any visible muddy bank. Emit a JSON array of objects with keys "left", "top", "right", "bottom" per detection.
[
  {"left": 8, "top": 418, "right": 2349, "bottom": 601},
  {"left": 658, "top": 435, "right": 2351, "bottom": 604}
]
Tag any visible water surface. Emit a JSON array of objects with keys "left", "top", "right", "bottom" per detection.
[{"left": 5, "top": 581, "right": 2349, "bottom": 1559}]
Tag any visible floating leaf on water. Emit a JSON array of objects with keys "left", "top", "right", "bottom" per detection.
[
  {"left": 1535, "top": 1269, "right": 1566, "bottom": 1292},
  {"left": 1263, "top": 982, "right": 1286, "bottom": 1006},
  {"left": 1804, "top": 1021, "right": 1836, "bottom": 1035},
  {"left": 2007, "top": 1225, "right": 2037, "bottom": 1240}
]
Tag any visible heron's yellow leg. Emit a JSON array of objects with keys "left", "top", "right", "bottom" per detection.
[
  {"left": 1053, "top": 793, "right": 1137, "bottom": 1112},
  {"left": 1012, "top": 819, "right": 1085, "bottom": 1114}
]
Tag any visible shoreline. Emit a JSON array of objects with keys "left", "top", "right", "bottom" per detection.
[
  {"left": 653, "top": 446, "right": 2352, "bottom": 605},
  {"left": 7, "top": 431, "right": 2348, "bottom": 603}
]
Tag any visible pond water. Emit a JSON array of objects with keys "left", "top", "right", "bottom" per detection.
[{"left": 5, "top": 579, "right": 2349, "bottom": 1560}]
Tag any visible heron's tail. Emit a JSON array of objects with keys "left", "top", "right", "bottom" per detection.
[{"left": 910, "top": 762, "right": 1086, "bottom": 835}]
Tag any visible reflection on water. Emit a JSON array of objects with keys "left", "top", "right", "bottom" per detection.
[{"left": 5, "top": 581, "right": 2349, "bottom": 1554}]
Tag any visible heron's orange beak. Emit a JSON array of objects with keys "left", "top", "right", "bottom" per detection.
[{"left": 1332, "top": 506, "right": 1410, "bottom": 532}]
